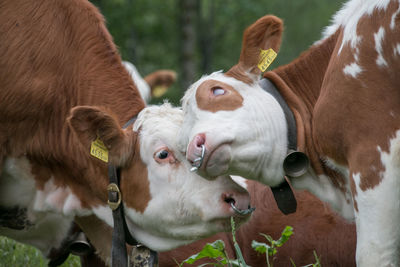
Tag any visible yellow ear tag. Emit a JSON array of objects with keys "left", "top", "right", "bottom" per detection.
[
  {"left": 90, "top": 137, "right": 109, "bottom": 163},
  {"left": 152, "top": 85, "right": 168, "bottom": 98},
  {"left": 257, "top": 48, "right": 277, "bottom": 72}
]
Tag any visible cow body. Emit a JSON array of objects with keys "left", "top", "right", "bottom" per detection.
[
  {"left": 182, "top": 0, "right": 400, "bottom": 265},
  {"left": 0, "top": 0, "right": 251, "bottom": 262},
  {"left": 160, "top": 180, "right": 356, "bottom": 267}
]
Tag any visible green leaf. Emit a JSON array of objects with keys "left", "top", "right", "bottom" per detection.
[
  {"left": 276, "top": 226, "right": 294, "bottom": 247},
  {"left": 182, "top": 240, "right": 227, "bottom": 265},
  {"left": 251, "top": 240, "right": 269, "bottom": 254},
  {"left": 259, "top": 233, "right": 274, "bottom": 244},
  {"left": 268, "top": 248, "right": 277, "bottom": 257}
]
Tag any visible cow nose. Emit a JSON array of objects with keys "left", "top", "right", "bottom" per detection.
[
  {"left": 221, "top": 190, "right": 253, "bottom": 216},
  {"left": 187, "top": 133, "right": 206, "bottom": 165}
]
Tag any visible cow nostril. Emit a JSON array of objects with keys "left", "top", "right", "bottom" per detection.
[
  {"left": 195, "top": 134, "right": 206, "bottom": 148},
  {"left": 224, "top": 196, "right": 236, "bottom": 205}
]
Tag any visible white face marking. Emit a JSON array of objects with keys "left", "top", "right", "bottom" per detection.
[
  {"left": 123, "top": 103, "right": 252, "bottom": 251},
  {"left": 374, "top": 27, "right": 389, "bottom": 67},
  {"left": 343, "top": 62, "right": 363, "bottom": 78},
  {"left": 181, "top": 72, "right": 288, "bottom": 186},
  {"left": 322, "top": 0, "right": 392, "bottom": 54}
]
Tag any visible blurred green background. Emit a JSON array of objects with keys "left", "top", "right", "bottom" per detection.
[{"left": 91, "top": 0, "right": 345, "bottom": 105}]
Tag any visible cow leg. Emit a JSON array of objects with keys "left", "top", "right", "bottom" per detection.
[{"left": 351, "top": 169, "right": 400, "bottom": 266}]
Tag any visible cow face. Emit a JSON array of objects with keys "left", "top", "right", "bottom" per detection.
[
  {"left": 181, "top": 16, "right": 287, "bottom": 186},
  {"left": 68, "top": 103, "right": 251, "bottom": 251}
]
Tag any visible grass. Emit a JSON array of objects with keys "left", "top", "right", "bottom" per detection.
[
  {"left": 1, "top": 222, "right": 320, "bottom": 267},
  {"left": 0, "top": 237, "right": 80, "bottom": 267}
]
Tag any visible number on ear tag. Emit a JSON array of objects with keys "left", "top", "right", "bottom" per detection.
[
  {"left": 90, "top": 137, "right": 109, "bottom": 163},
  {"left": 258, "top": 48, "right": 277, "bottom": 72}
]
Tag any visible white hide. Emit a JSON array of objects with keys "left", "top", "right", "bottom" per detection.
[
  {"left": 322, "top": 0, "right": 395, "bottom": 54},
  {"left": 121, "top": 103, "right": 250, "bottom": 251},
  {"left": 123, "top": 61, "right": 151, "bottom": 103},
  {"left": 181, "top": 71, "right": 288, "bottom": 187},
  {"left": 351, "top": 131, "right": 400, "bottom": 266},
  {"left": 343, "top": 62, "right": 363, "bottom": 78},
  {"left": 0, "top": 158, "right": 74, "bottom": 255},
  {"left": 374, "top": 27, "right": 389, "bottom": 67}
]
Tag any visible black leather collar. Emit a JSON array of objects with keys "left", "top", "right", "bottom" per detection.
[
  {"left": 258, "top": 78, "right": 299, "bottom": 215},
  {"left": 259, "top": 78, "right": 297, "bottom": 151},
  {"left": 108, "top": 115, "right": 158, "bottom": 267}
]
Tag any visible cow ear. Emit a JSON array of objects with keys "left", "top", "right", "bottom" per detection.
[
  {"left": 226, "top": 15, "right": 283, "bottom": 82},
  {"left": 67, "top": 106, "right": 135, "bottom": 166},
  {"left": 144, "top": 70, "right": 177, "bottom": 98}
]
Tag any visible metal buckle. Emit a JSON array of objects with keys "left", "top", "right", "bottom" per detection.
[{"left": 107, "top": 183, "right": 122, "bottom": 210}]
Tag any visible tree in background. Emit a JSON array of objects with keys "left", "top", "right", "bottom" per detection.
[
  {"left": 178, "top": 0, "right": 197, "bottom": 90},
  {"left": 90, "top": 0, "right": 345, "bottom": 105}
]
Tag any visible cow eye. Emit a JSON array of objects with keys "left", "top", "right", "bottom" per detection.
[
  {"left": 157, "top": 150, "right": 169, "bottom": 159},
  {"left": 212, "top": 87, "right": 225, "bottom": 96}
]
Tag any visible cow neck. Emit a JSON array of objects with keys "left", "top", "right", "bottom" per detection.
[
  {"left": 259, "top": 78, "right": 297, "bottom": 151},
  {"left": 258, "top": 78, "right": 298, "bottom": 215},
  {"left": 108, "top": 117, "right": 158, "bottom": 267},
  {"left": 263, "top": 30, "right": 340, "bottom": 177}
]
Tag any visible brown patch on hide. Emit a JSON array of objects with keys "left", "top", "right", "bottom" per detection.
[
  {"left": 159, "top": 181, "right": 356, "bottom": 267},
  {"left": 196, "top": 79, "right": 243, "bottom": 113},
  {"left": 121, "top": 133, "right": 151, "bottom": 213}
]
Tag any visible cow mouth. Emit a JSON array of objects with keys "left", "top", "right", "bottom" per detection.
[
  {"left": 190, "top": 143, "right": 232, "bottom": 178},
  {"left": 187, "top": 133, "right": 233, "bottom": 178},
  {"left": 203, "top": 143, "right": 232, "bottom": 177}
]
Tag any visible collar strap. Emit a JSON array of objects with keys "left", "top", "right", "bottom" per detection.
[
  {"left": 108, "top": 165, "right": 137, "bottom": 267},
  {"left": 259, "top": 78, "right": 310, "bottom": 215},
  {"left": 259, "top": 78, "right": 297, "bottom": 150},
  {"left": 122, "top": 116, "right": 138, "bottom": 129},
  {"left": 108, "top": 114, "right": 158, "bottom": 267},
  {"left": 259, "top": 78, "right": 310, "bottom": 178}
]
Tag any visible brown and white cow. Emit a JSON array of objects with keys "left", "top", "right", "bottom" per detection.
[
  {"left": 181, "top": 0, "right": 400, "bottom": 265},
  {"left": 122, "top": 61, "right": 177, "bottom": 103},
  {"left": 160, "top": 180, "right": 356, "bottom": 267},
  {"left": 0, "top": 0, "right": 251, "bottom": 262}
]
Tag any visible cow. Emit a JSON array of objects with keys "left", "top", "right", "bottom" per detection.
[
  {"left": 122, "top": 61, "right": 177, "bottom": 103},
  {"left": 48, "top": 104, "right": 252, "bottom": 266},
  {"left": 160, "top": 180, "right": 356, "bottom": 267},
  {"left": 181, "top": 0, "right": 400, "bottom": 265},
  {"left": 0, "top": 0, "right": 251, "bottom": 263}
]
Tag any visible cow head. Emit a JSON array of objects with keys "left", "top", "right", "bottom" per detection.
[
  {"left": 68, "top": 103, "right": 251, "bottom": 251},
  {"left": 181, "top": 15, "right": 287, "bottom": 186}
]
